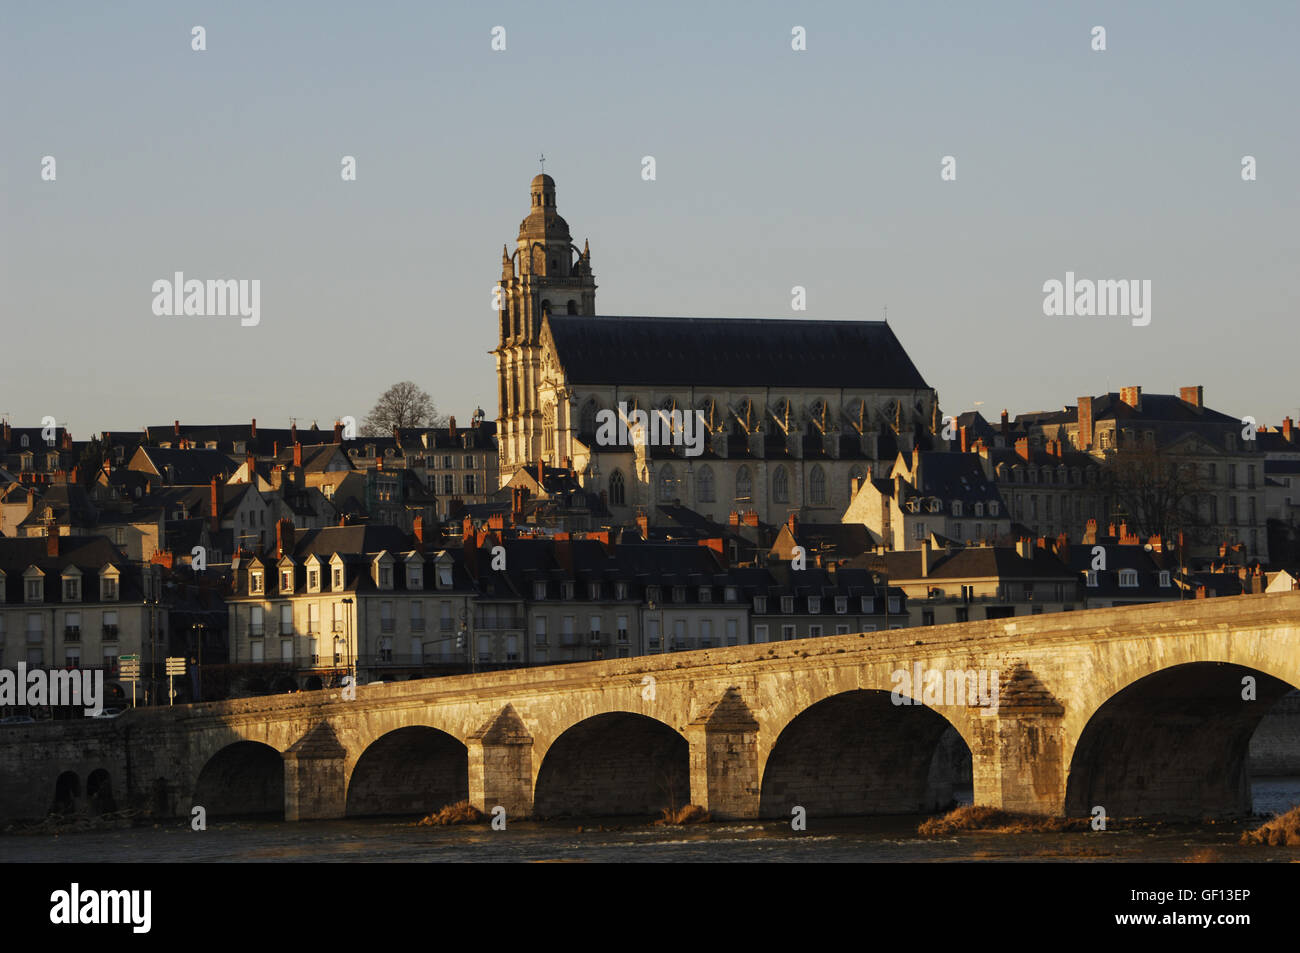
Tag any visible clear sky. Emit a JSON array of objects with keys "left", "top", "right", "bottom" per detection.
[{"left": 4, "top": 1, "right": 1297, "bottom": 437}]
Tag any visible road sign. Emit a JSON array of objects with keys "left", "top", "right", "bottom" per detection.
[
  {"left": 164, "top": 657, "right": 186, "bottom": 707},
  {"left": 119, "top": 660, "right": 141, "bottom": 679}
]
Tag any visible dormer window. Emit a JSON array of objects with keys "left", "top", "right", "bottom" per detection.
[
  {"left": 698, "top": 586, "right": 712, "bottom": 603},
  {"left": 615, "top": 582, "right": 628, "bottom": 600},
  {"left": 952, "top": 501, "right": 963, "bottom": 518},
  {"left": 437, "top": 564, "right": 453, "bottom": 587},
  {"left": 250, "top": 571, "right": 264, "bottom": 594},
  {"left": 379, "top": 566, "right": 392, "bottom": 588},
  {"left": 332, "top": 567, "right": 343, "bottom": 589},
  {"left": 100, "top": 574, "right": 118, "bottom": 601},
  {"left": 808, "top": 596, "right": 821, "bottom": 614},
  {"left": 724, "top": 586, "right": 738, "bottom": 602},
  {"left": 307, "top": 569, "right": 320, "bottom": 592},
  {"left": 835, "top": 596, "right": 847, "bottom": 614},
  {"left": 1118, "top": 569, "right": 1138, "bottom": 588},
  {"left": 1086, "top": 571, "right": 1099, "bottom": 588},
  {"left": 988, "top": 502, "right": 1000, "bottom": 516},
  {"left": 25, "top": 569, "right": 44, "bottom": 603},
  {"left": 280, "top": 568, "right": 293, "bottom": 593},
  {"left": 753, "top": 596, "right": 767, "bottom": 614},
  {"left": 646, "top": 586, "right": 661, "bottom": 604},
  {"left": 588, "top": 582, "right": 602, "bottom": 600},
  {"left": 973, "top": 502, "right": 983, "bottom": 517},
  {"left": 1159, "top": 571, "right": 1171, "bottom": 588},
  {"left": 407, "top": 562, "right": 423, "bottom": 590},
  {"left": 673, "top": 586, "right": 686, "bottom": 603},
  {"left": 62, "top": 575, "right": 80, "bottom": 602},
  {"left": 533, "top": 581, "right": 547, "bottom": 600},
  {"left": 562, "top": 582, "right": 575, "bottom": 601},
  {"left": 928, "top": 500, "right": 941, "bottom": 513},
  {"left": 781, "top": 596, "right": 795, "bottom": 614}
]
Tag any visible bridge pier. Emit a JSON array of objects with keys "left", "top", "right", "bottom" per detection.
[
  {"left": 467, "top": 705, "right": 534, "bottom": 819},
  {"left": 686, "top": 688, "right": 761, "bottom": 819},
  {"left": 970, "top": 665, "right": 1066, "bottom": 815},
  {"left": 283, "top": 723, "right": 348, "bottom": 821}
]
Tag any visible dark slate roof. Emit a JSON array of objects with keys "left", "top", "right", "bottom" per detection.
[
  {"left": 0, "top": 536, "right": 139, "bottom": 603},
  {"left": 544, "top": 316, "right": 930, "bottom": 389},
  {"left": 850, "top": 546, "right": 1077, "bottom": 581},
  {"left": 135, "top": 446, "right": 236, "bottom": 484}
]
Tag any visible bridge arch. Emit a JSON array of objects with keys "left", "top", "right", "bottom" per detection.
[
  {"left": 1064, "top": 660, "right": 1300, "bottom": 818},
  {"left": 533, "top": 712, "right": 688, "bottom": 817},
  {"left": 345, "top": 726, "right": 468, "bottom": 817},
  {"left": 192, "top": 741, "right": 285, "bottom": 819},
  {"left": 758, "top": 688, "right": 972, "bottom": 818}
]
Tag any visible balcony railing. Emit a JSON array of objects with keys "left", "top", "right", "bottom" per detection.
[
  {"left": 410, "top": 618, "right": 426, "bottom": 632},
  {"left": 64, "top": 626, "right": 81, "bottom": 641},
  {"left": 380, "top": 620, "right": 395, "bottom": 633},
  {"left": 102, "top": 625, "right": 119, "bottom": 640}
]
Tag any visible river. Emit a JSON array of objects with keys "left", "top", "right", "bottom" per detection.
[{"left": 5, "top": 779, "right": 1297, "bottom": 863}]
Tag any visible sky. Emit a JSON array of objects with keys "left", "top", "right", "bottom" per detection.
[{"left": 3, "top": 0, "right": 1298, "bottom": 438}]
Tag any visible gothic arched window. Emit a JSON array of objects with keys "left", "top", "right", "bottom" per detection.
[
  {"left": 658, "top": 465, "right": 676, "bottom": 502},
  {"left": 848, "top": 465, "right": 865, "bottom": 497},
  {"left": 772, "top": 466, "right": 790, "bottom": 503},
  {"left": 542, "top": 402, "right": 554, "bottom": 455},
  {"left": 810, "top": 465, "right": 826, "bottom": 504},
  {"left": 735, "top": 465, "right": 752, "bottom": 501},
  {"left": 580, "top": 399, "right": 599, "bottom": 437},
  {"left": 697, "top": 465, "right": 715, "bottom": 502},
  {"left": 609, "top": 470, "right": 625, "bottom": 506}
]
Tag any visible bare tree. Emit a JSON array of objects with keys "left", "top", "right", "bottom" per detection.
[
  {"left": 1099, "top": 444, "right": 1208, "bottom": 544},
  {"left": 360, "top": 381, "right": 444, "bottom": 436}
]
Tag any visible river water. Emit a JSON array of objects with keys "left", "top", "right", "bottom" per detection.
[{"left": 6, "top": 780, "right": 1298, "bottom": 863}]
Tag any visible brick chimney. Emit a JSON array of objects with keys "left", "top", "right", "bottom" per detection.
[
  {"left": 1179, "top": 386, "right": 1204, "bottom": 411},
  {"left": 47, "top": 528, "right": 59, "bottom": 558},
  {"left": 462, "top": 515, "right": 473, "bottom": 542},
  {"left": 1000, "top": 409, "right": 1009, "bottom": 437},
  {"left": 412, "top": 515, "right": 425, "bottom": 553},
  {"left": 251, "top": 418, "right": 257, "bottom": 438},
  {"left": 636, "top": 511, "right": 649, "bottom": 539},
  {"left": 786, "top": 512, "right": 798, "bottom": 536},
  {"left": 449, "top": 416, "right": 457, "bottom": 439},
  {"left": 290, "top": 421, "right": 298, "bottom": 444},
  {"left": 536, "top": 459, "right": 544, "bottom": 486},
  {"left": 729, "top": 510, "right": 740, "bottom": 527},
  {"left": 173, "top": 420, "right": 180, "bottom": 437},
  {"left": 920, "top": 538, "right": 930, "bottom": 577},
  {"left": 1015, "top": 537, "right": 1031, "bottom": 559},
  {"left": 1119, "top": 386, "right": 1141, "bottom": 410},
  {"left": 333, "top": 420, "right": 343, "bottom": 444},
  {"left": 276, "top": 518, "right": 295, "bottom": 559},
  {"left": 959, "top": 425, "right": 969, "bottom": 453},
  {"left": 246, "top": 452, "right": 255, "bottom": 482},
  {"left": 1015, "top": 437, "right": 1030, "bottom": 461},
  {"left": 742, "top": 510, "right": 760, "bottom": 527},
  {"left": 293, "top": 442, "right": 302, "bottom": 467},
  {"left": 1076, "top": 397, "right": 1093, "bottom": 451},
  {"left": 209, "top": 478, "right": 220, "bottom": 533},
  {"left": 1284, "top": 417, "right": 1294, "bottom": 443}
]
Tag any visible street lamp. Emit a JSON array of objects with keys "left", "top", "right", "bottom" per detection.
[{"left": 341, "top": 597, "right": 355, "bottom": 688}]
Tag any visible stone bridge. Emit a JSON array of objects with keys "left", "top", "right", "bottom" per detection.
[{"left": 5, "top": 592, "right": 1300, "bottom": 823}]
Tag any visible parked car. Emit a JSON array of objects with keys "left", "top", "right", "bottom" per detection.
[
  {"left": 0, "top": 715, "right": 36, "bottom": 725},
  {"left": 90, "top": 708, "right": 125, "bottom": 719}
]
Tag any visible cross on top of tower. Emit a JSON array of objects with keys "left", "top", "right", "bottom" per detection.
[{"left": 539, "top": 152, "right": 546, "bottom": 173}]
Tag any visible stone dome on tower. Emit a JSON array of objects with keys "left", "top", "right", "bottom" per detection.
[{"left": 519, "top": 173, "right": 570, "bottom": 241}]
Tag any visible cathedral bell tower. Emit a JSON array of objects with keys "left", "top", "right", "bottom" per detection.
[{"left": 492, "top": 174, "right": 597, "bottom": 476}]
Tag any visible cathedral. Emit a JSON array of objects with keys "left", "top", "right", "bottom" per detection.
[{"left": 492, "top": 173, "right": 941, "bottom": 527}]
